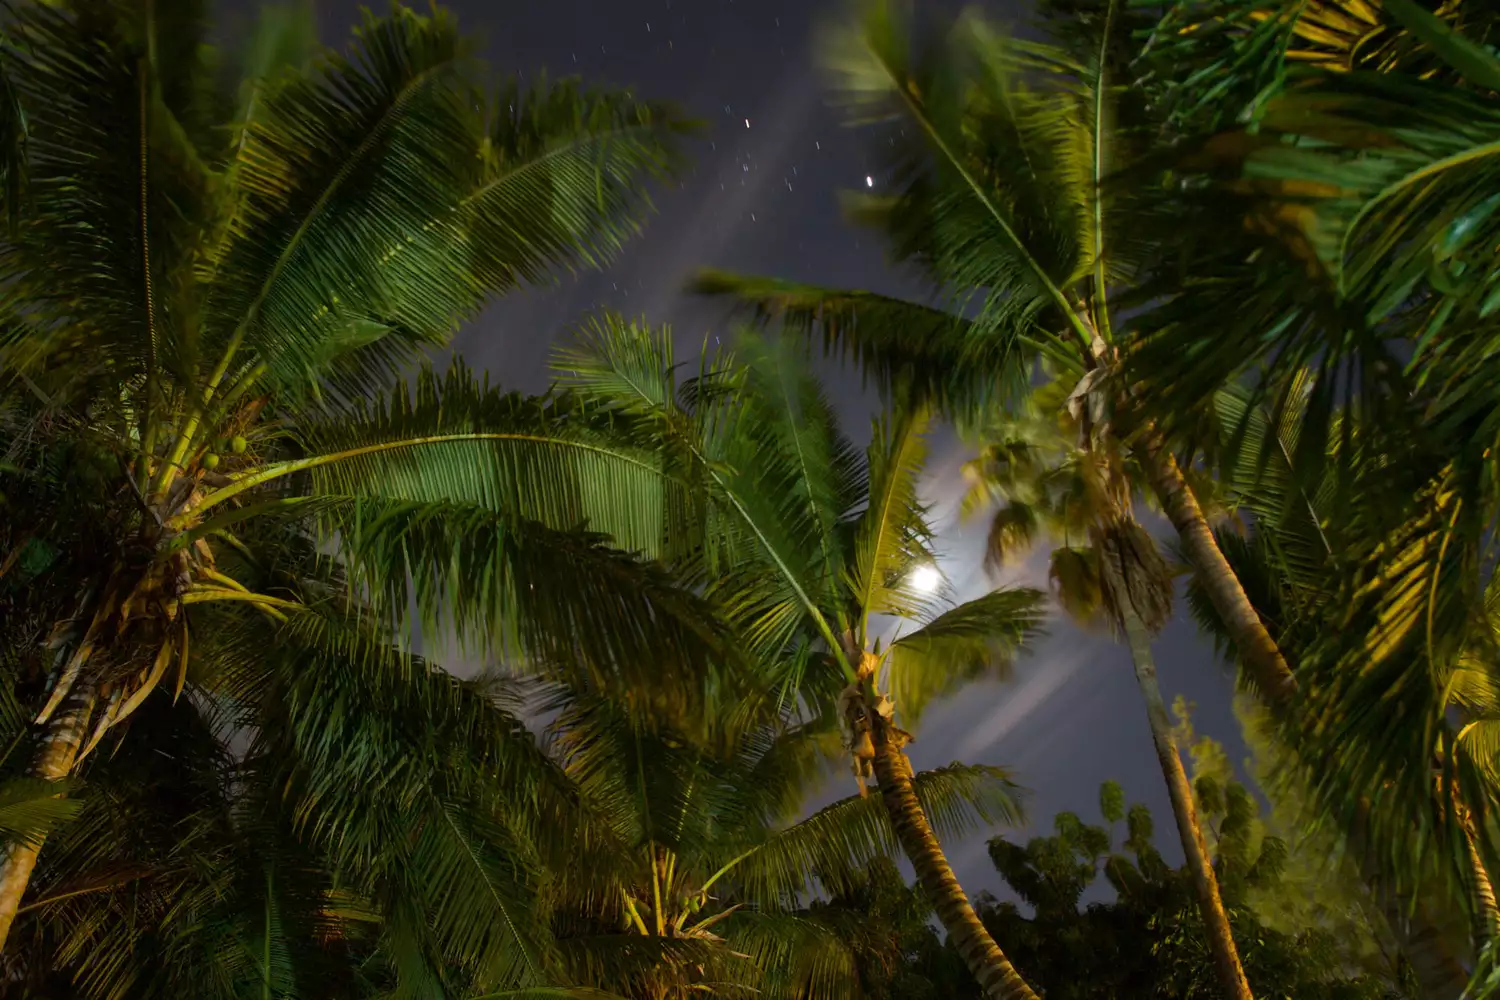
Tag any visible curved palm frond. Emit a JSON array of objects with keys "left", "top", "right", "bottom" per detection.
[
  {"left": 886, "top": 587, "right": 1048, "bottom": 730},
  {"left": 465, "top": 76, "right": 696, "bottom": 292},
  {"left": 690, "top": 271, "right": 1039, "bottom": 425},
  {"left": 253, "top": 361, "right": 686, "bottom": 558},
  {"left": 721, "top": 910, "right": 859, "bottom": 1000},
  {"left": 555, "top": 314, "right": 856, "bottom": 669},
  {"left": 850, "top": 407, "right": 932, "bottom": 638},
  {"left": 201, "top": 602, "right": 573, "bottom": 991},
  {"left": 727, "top": 762, "right": 1025, "bottom": 908},
  {"left": 820, "top": 2, "right": 1094, "bottom": 350},
  {"left": 201, "top": 6, "right": 478, "bottom": 399}
]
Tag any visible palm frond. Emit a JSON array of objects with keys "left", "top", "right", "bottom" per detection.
[
  {"left": 1049, "top": 545, "right": 1106, "bottom": 630},
  {"left": 269, "top": 360, "right": 684, "bottom": 560},
  {"left": 556, "top": 315, "right": 858, "bottom": 666},
  {"left": 464, "top": 76, "right": 695, "bottom": 292},
  {"left": 728, "top": 763, "right": 1024, "bottom": 907},
  {"left": 0, "top": 777, "right": 81, "bottom": 846},
  {"left": 201, "top": 603, "right": 577, "bottom": 991},
  {"left": 202, "top": 5, "right": 480, "bottom": 397},
  {"left": 886, "top": 587, "right": 1047, "bottom": 729},
  {"left": 850, "top": 407, "right": 933, "bottom": 637},
  {"left": 819, "top": 2, "right": 1093, "bottom": 350},
  {"left": 4, "top": 0, "right": 220, "bottom": 387},
  {"left": 690, "top": 271, "right": 1037, "bottom": 424},
  {"left": 319, "top": 495, "right": 736, "bottom": 715},
  {"left": 722, "top": 911, "right": 859, "bottom": 1000},
  {"left": 738, "top": 331, "right": 864, "bottom": 632}
]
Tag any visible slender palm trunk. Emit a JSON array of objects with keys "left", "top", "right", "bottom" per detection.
[
  {"left": 1350, "top": 800, "right": 1470, "bottom": 998},
  {"left": 869, "top": 718, "right": 1041, "bottom": 1000},
  {"left": 0, "top": 682, "right": 93, "bottom": 950},
  {"left": 1137, "top": 434, "right": 1297, "bottom": 704},
  {"left": 1116, "top": 598, "right": 1254, "bottom": 1000},
  {"left": 1131, "top": 433, "right": 1475, "bottom": 991},
  {"left": 1387, "top": 909, "right": 1470, "bottom": 1000},
  {"left": 1458, "top": 796, "right": 1500, "bottom": 960}
]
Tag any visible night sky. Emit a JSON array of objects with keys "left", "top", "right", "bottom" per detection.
[{"left": 302, "top": 0, "right": 1249, "bottom": 897}]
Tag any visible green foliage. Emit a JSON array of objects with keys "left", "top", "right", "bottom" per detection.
[
  {"left": 801, "top": 774, "right": 1403, "bottom": 1000},
  {"left": 0, "top": 1, "right": 714, "bottom": 996},
  {"left": 977, "top": 779, "right": 1402, "bottom": 999},
  {"left": 553, "top": 314, "right": 1047, "bottom": 724},
  {"left": 803, "top": 858, "right": 975, "bottom": 1000}
]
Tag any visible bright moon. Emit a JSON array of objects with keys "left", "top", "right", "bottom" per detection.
[
  {"left": 910, "top": 564, "right": 941, "bottom": 594},
  {"left": 865, "top": 175, "right": 874, "bottom": 187}
]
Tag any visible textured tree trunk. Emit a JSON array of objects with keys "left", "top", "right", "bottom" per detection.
[
  {"left": 0, "top": 684, "right": 92, "bottom": 952},
  {"left": 1350, "top": 800, "right": 1470, "bottom": 999},
  {"left": 869, "top": 719, "right": 1041, "bottom": 1000},
  {"left": 1137, "top": 434, "right": 1298, "bottom": 704},
  {"left": 1116, "top": 599, "right": 1255, "bottom": 1000},
  {"left": 1459, "top": 797, "right": 1500, "bottom": 962},
  {"left": 1132, "top": 431, "right": 1471, "bottom": 992}
]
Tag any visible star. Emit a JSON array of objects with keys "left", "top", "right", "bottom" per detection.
[{"left": 865, "top": 175, "right": 874, "bottom": 187}]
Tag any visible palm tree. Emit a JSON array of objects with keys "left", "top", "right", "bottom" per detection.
[
  {"left": 961, "top": 384, "right": 1254, "bottom": 1000},
  {"left": 552, "top": 316, "right": 1051, "bottom": 1000},
  {"left": 2, "top": 482, "right": 729, "bottom": 996},
  {"left": 1136, "top": 6, "right": 1500, "bottom": 995},
  {"left": 1174, "top": 377, "right": 1500, "bottom": 997},
  {"left": 692, "top": 0, "right": 1298, "bottom": 708},
  {"left": 0, "top": 0, "right": 720, "bottom": 955}
]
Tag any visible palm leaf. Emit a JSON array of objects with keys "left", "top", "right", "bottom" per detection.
[
  {"left": 202, "top": 604, "right": 573, "bottom": 991},
  {"left": 238, "top": 360, "right": 685, "bottom": 560},
  {"left": 690, "top": 271, "right": 1039, "bottom": 424},
  {"left": 463, "top": 76, "right": 695, "bottom": 292},
  {"left": 201, "top": 6, "right": 481, "bottom": 398},
  {"left": 727, "top": 762, "right": 1024, "bottom": 907},
  {"left": 721, "top": 911, "right": 859, "bottom": 1000},
  {"left": 0, "top": 777, "right": 81, "bottom": 846},
  {"left": 819, "top": 1, "right": 1092, "bottom": 349},
  {"left": 886, "top": 587, "right": 1047, "bottom": 729},
  {"left": 850, "top": 407, "right": 932, "bottom": 638},
  {"left": 555, "top": 316, "right": 856, "bottom": 669}
]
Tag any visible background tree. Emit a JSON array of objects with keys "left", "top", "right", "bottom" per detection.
[
  {"left": 1171, "top": 700, "right": 1407, "bottom": 988},
  {"left": 961, "top": 382, "right": 1254, "bottom": 998},
  {"left": 974, "top": 779, "right": 1400, "bottom": 999},
  {"left": 804, "top": 858, "right": 978, "bottom": 1000}
]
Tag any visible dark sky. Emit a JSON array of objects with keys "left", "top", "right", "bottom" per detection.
[{"left": 304, "top": 0, "right": 1248, "bottom": 897}]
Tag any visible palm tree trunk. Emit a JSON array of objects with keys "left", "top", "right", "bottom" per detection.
[
  {"left": 0, "top": 682, "right": 92, "bottom": 951},
  {"left": 869, "top": 718, "right": 1041, "bottom": 1000},
  {"left": 1350, "top": 800, "right": 1469, "bottom": 999},
  {"left": 1137, "top": 435, "right": 1297, "bottom": 704},
  {"left": 1459, "top": 797, "right": 1500, "bottom": 960},
  {"left": 1116, "top": 599, "right": 1254, "bottom": 1000},
  {"left": 1133, "top": 435, "right": 1473, "bottom": 992}
]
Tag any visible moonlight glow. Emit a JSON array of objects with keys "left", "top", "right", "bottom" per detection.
[{"left": 910, "top": 564, "right": 941, "bottom": 594}]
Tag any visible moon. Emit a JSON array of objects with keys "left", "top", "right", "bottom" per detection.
[{"left": 910, "top": 564, "right": 941, "bottom": 594}]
